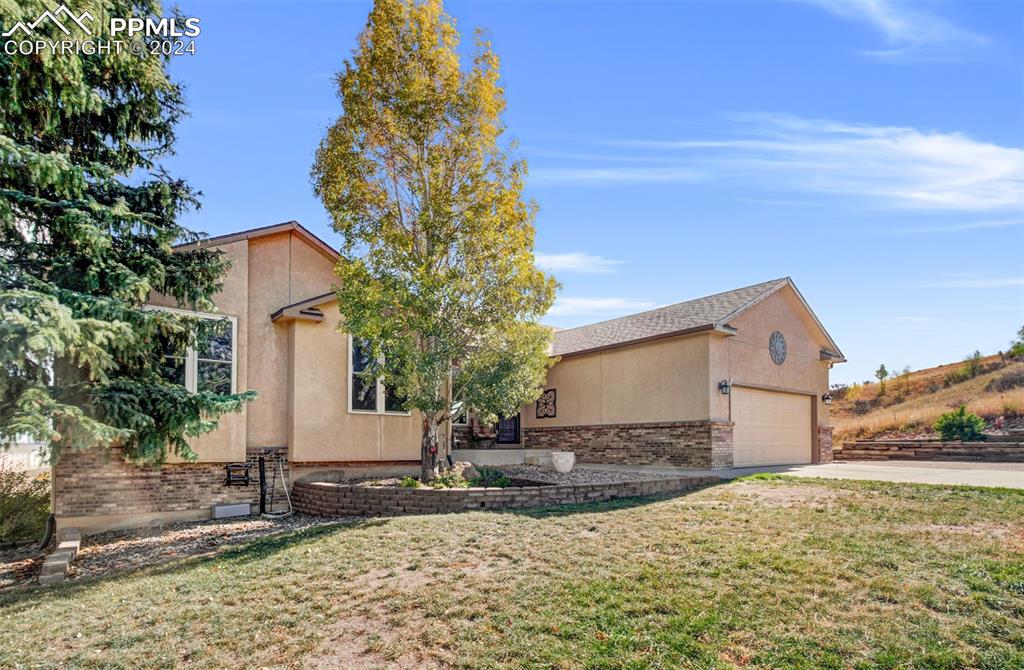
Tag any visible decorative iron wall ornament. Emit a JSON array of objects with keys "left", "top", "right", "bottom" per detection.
[
  {"left": 769, "top": 330, "right": 787, "bottom": 365},
  {"left": 536, "top": 389, "right": 557, "bottom": 418}
]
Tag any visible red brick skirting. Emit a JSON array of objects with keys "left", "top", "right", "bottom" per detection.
[
  {"left": 816, "top": 426, "right": 834, "bottom": 464},
  {"left": 54, "top": 446, "right": 290, "bottom": 519},
  {"left": 836, "top": 440, "right": 1024, "bottom": 462},
  {"left": 522, "top": 421, "right": 735, "bottom": 469},
  {"left": 292, "top": 475, "right": 719, "bottom": 517}
]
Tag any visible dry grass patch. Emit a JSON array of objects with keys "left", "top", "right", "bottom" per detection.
[{"left": 0, "top": 478, "right": 1021, "bottom": 669}]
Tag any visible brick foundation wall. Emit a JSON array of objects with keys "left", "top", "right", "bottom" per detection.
[
  {"left": 836, "top": 440, "right": 1024, "bottom": 462},
  {"left": 816, "top": 426, "right": 834, "bottom": 464},
  {"left": 292, "top": 475, "right": 719, "bottom": 517},
  {"left": 522, "top": 421, "right": 734, "bottom": 469},
  {"left": 54, "top": 446, "right": 290, "bottom": 520}
]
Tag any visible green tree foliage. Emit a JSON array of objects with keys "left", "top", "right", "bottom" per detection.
[
  {"left": 933, "top": 406, "right": 986, "bottom": 442},
  {"left": 1008, "top": 325, "right": 1024, "bottom": 359},
  {"left": 875, "top": 363, "right": 888, "bottom": 394},
  {"left": 0, "top": 1, "right": 253, "bottom": 464},
  {"left": 313, "top": 0, "right": 557, "bottom": 479}
]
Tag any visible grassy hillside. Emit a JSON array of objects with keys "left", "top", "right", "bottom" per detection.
[{"left": 831, "top": 353, "right": 1024, "bottom": 444}]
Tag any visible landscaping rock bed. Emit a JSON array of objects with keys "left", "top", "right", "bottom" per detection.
[
  {"left": 0, "top": 514, "right": 352, "bottom": 589},
  {"left": 496, "top": 464, "right": 679, "bottom": 485}
]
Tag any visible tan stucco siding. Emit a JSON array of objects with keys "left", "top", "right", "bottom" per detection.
[
  {"left": 287, "top": 308, "right": 421, "bottom": 462},
  {"left": 245, "top": 232, "right": 339, "bottom": 449},
  {"left": 710, "top": 285, "right": 831, "bottom": 425},
  {"left": 522, "top": 334, "right": 711, "bottom": 429},
  {"left": 245, "top": 233, "right": 292, "bottom": 448}
]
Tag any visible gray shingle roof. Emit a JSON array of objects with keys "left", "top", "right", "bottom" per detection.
[{"left": 550, "top": 278, "right": 789, "bottom": 357}]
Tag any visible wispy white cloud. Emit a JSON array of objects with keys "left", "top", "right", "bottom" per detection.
[
  {"left": 796, "top": 0, "right": 989, "bottom": 60},
  {"left": 535, "top": 252, "right": 625, "bottom": 274},
  {"left": 918, "top": 277, "right": 1024, "bottom": 289},
  {"left": 529, "top": 167, "right": 700, "bottom": 185},
  {"left": 586, "top": 114, "right": 1024, "bottom": 210},
  {"left": 547, "top": 297, "right": 656, "bottom": 317},
  {"left": 889, "top": 218, "right": 1024, "bottom": 235}
]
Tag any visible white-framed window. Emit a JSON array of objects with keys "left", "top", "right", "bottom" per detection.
[
  {"left": 153, "top": 306, "right": 237, "bottom": 395},
  {"left": 348, "top": 336, "right": 409, "bottom": 415}
]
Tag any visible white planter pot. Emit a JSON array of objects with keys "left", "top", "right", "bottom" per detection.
[{"left": 550, "top": 451, "right": 575, "bottom": 474}]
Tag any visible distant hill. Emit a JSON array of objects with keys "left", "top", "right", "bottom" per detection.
[{"left": 831, "top": 353, "right": 1024, "bottom": 443}]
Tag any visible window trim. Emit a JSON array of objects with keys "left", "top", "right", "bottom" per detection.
[
  {"left": 347, "top": 335, "right": 412, "bottom": 416},
  {"left": 150, "top": 306, "right": 237, "bottom": 395}
]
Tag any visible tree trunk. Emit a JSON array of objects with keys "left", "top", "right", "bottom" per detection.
[{"left": 421, "top": 417, "right": 439, "bottom": 481}]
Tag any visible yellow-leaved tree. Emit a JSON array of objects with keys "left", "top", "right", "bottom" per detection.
[{"left": 312, "top": 0, "right": 558, "bottom": 480}]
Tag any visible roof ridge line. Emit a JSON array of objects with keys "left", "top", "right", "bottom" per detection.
[{"left": 550, "top": 277, "right": 789, "bottom": 335}]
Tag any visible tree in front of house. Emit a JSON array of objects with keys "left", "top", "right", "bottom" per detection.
[
  {"left": 0, "top": 0, "right": 253, "bottom": 465},
  {"left": 875, "top": 364, "right": 889, "bottom": 394},
  {"left": 313, "top": 0, "right": 558, "bottom": 480}
]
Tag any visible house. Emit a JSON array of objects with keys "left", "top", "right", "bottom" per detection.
[{"left": 52, "top": 221, "right": 844, "bottom": 533}]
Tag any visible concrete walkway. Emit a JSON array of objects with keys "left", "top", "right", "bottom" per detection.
[{"left": 581, "top": 460, "right": 1024, "bottom": 489}]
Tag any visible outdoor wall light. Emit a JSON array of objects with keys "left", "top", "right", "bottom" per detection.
[
  {"left": 822, "top": 393, "right": 832, "bottom": 405},
  {"left": 718, "top": 380, "right": 731, "bottom": 395}
]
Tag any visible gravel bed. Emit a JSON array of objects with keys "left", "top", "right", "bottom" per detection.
[
  {"left": 496, "top": 464, "right": 679, "bottom": 485},
  {"left": 0, "top": 514, "right": 354, "bottom": 590}
]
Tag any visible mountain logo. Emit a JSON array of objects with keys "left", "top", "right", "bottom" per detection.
[{"left": 3, "top": 5, "right": 95, "bottom": 37}]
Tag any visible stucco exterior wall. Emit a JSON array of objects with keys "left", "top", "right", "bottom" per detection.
[
  {"left": 521, "top": 334, "right": 711, "bottom": 430},
  {"left": 287, "top": 303, "right": 421, "bottom": 463},
  {"left": 153, "top": 240, "right": 249, "bottom": 463},
  {"left": 709, "top": 285, "right": 831, "bottom": 426},
  {"left": 245, "top": 232, "right": 338, "bottom": 449}
]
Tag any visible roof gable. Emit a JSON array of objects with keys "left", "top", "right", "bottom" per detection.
[{"left": 175, "top": 221, "right": 339, "bottom": 264}]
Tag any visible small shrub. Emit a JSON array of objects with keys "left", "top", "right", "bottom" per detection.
[
  {"left": 943, "top": 367, "right": 968, "bottom": 387},
  {"left": 0, "top": 461, "right": 50, "bottom": 545},
  {"left": 1008, "top": 325, "right": 1024, "bottom": 359},
  {"left": 927, "top": 384, "right": 941, "bottom": 394},
  {"left": 829, "top": 384, "right": 850, "bottom": 401},
  {"left": 985, "top": 369, "right": 1024, "bottom": 393},
  {"left": 964, "top": 350, "right": 984, "bottom": 378},
  {"left": 470, "top": 466, "right": 511, "bottom": 488},
  {"left": 399, "top": 476, "right": 420, "bottom": 488},
  {"left": 431, "top": 470, "right": 469, "bottom": 489},
  {"left": 852, "top": 399, "right": 873, "bottom": 416},
  {"left": 933, "top": 406, "right": 986, "bottom": 442}
]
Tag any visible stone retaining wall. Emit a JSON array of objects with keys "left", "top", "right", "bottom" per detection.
[
  {"left": 521, "top": 421, "right": 735, "bottom": 469},
  {"left": 836, "top": 440, "right": 1024, "bottom": 462},
  {"left": 292, "top": 475, "right": 719, "bottom": 517}
]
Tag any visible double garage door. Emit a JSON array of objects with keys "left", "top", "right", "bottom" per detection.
[{"left": 732, "top": 387, "right": 813, "bottom": 467}]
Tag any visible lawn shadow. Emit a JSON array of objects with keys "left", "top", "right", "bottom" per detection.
[{"left": 0, "top": 517, "right": 390, "bottom": 610}]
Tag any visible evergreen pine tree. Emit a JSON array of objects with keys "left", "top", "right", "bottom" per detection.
[{"left": 0, "top": 1, "right": 253, "bottom": 464}]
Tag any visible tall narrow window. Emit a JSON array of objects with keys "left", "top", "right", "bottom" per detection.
[
  {"left": 197, "top": 319, "right": 233, "bottom": 394},
  {"left": 350, "top": 338, "right": 377, "bottom": 411},
  {"left": 349, "top": 337, "right": 409, "bottom": 414}
]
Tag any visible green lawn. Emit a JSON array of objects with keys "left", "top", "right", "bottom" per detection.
[{"left": 1, "top": 477, "right": 1022, "bottom": 669}]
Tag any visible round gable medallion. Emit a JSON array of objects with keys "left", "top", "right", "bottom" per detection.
[{"left": 769, "top": 331, "right": 787, "bottom": 365}]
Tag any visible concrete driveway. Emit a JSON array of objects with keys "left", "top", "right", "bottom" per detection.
[{"left": 582, "top": 460, "right": 1024, "bottom": 489}]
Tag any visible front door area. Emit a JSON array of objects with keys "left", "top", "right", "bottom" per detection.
[{"left": 496, "top": 414, "right": 520, "bottom": 444}]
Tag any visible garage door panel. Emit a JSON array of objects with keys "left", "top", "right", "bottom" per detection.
[{"left": 732, "top": 388, "right": 812, "bottom": 466}]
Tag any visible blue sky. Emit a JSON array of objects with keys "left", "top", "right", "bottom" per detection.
[{"left": 167, "top": 0, "right": 1023, "bottom": 385}]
